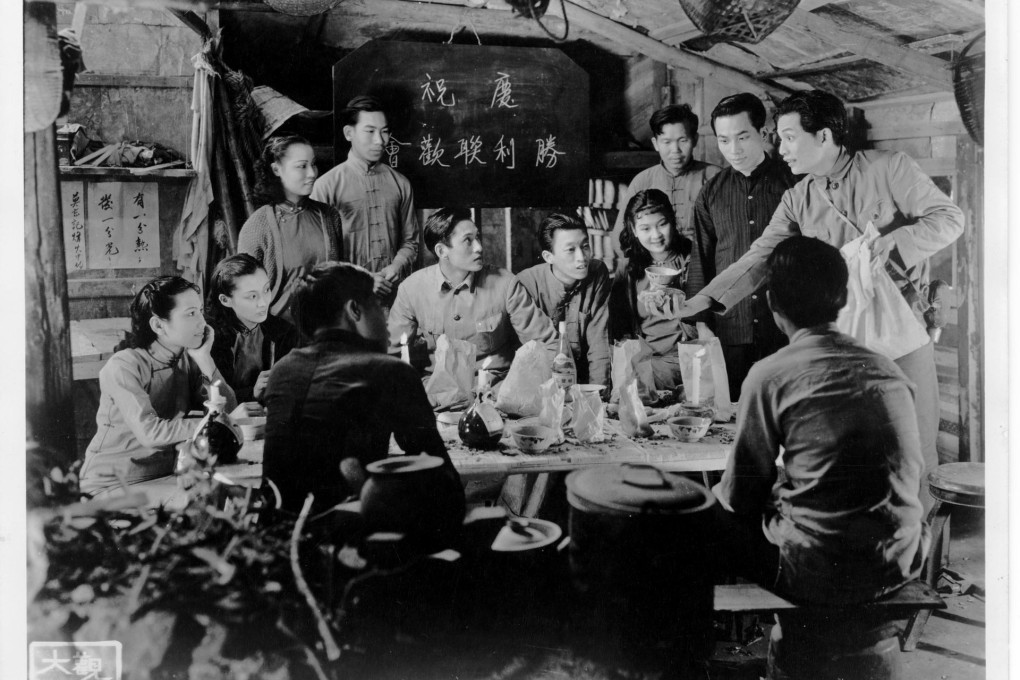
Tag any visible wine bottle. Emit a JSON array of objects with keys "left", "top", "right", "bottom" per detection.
[{"left": 551, "top": 321, "right": 577, "bottom": 397}]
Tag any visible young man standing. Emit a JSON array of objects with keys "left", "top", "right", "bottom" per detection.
[
  {"left": 388, "top": 208, "right": 558, "bottom": 400},
  {"left": 713, "top": 237, "right": 929, "bottom": 679},
  {"left": 677, "top": 90, "right": 964, "bottom": 509},
  {"left": 311, "top": 95, "right": 419, "bottom": 303},
  {"left": 611, "top": 103, "right": 720, "bottom": 261},
  {"left": 517, "top": 213, "right": 612, "bottom": 388},
  {"left": 686, "top": 93, "right": 796, "bottom": 398}
]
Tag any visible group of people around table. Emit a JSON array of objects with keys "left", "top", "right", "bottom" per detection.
[{"left": 79, "top": 86, "right": 963, "bottom": 673}]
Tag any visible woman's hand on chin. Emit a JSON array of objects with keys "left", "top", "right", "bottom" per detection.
[{"left": 187, "top": 326, "right": 218, "bottom": 377}]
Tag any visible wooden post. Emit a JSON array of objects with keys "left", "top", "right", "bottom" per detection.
[
  {"left": 955, "top": 136, "right": 983, "bottom": 462},
  {"left": 25, "top": 125, "right": 76, "bottom": 464}
]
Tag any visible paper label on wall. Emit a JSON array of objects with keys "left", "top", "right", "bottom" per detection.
[
  {"left": 61, "top": 181, "right": 87, "bottom": 272},
  {"left": 84, "top": 182, "right": 159, "bottom": 269}
]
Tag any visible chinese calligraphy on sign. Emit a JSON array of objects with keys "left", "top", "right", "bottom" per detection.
[
  {"left": 62, "top": 181, "right": 160, "bottom": 270},
  {"left": 490, "top": 72, "right": 518, "bottom": 109},
  {"left": 30, "top": 641, "right": 122, "bottom": 680},
  {"left": 384, "top": 135, "right": 411, "bottom": 168},
  {"left": 420, "top": 73, "right": 456, "bottom": 107},
  {"left": 535, "top": 135, "right": 565, "bottom": 168},
  {"left": 61, "top": 182, "right": 86, "bottom": 272},
  {"left": 419, "top": 135, "right": 449, "bottom": 167},
  {"left": 454, "top": 136, "right": 487, "bottom": 166}
]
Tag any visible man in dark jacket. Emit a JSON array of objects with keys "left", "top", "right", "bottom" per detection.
[{"left": 263, "top": 262, "right": 462, "bottom": 516}]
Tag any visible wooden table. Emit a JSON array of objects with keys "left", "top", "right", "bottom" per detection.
[{"left": 133, "top": 419, "right": 734, "bottom": 510}]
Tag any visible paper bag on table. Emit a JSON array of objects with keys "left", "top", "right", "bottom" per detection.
[
  {"left": 610, "top": 339, "right": 657, "bottom": 404},
  {"left": 618, "top": 378, "right": 654, "bottom": 438},
  {"left": 425, "top": 335, "right": 477, "bottom": 411},
  {"left": 677, "top": 339, "right": 733, "bottom": 422},
  {"left": 569, "top": 383, "right": 606, "bottom": 443},
  {"left": 539, "top": 378, "right": 566, "bottom": 443},
  {"left": 495, "top": 340, "right": 553, "bottom": 417}
]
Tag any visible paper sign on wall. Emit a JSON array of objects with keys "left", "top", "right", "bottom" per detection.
[
  {"left": 61, "top": 181, "right": 86, "bottom": 272},
  {"left": 67, "top": 181, "right": 160, "bottom": 270}
]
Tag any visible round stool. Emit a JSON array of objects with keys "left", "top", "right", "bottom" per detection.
[{"left": 922, "top": 462, "right": 984, "bottom": 587}]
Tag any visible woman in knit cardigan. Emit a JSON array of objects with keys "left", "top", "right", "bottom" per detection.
[{"left": 238, "top": 134, "right": 343, "bottom": 323}]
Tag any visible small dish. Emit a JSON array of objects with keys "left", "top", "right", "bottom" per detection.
[
  {"left": 667, "top": 416, "right": 712, "bottom": 442},
  {"left": 436, "top": 411, "right": 464, "bottom": 434},
  {"left": 678, "top": 402, "right": 716, "bottom": 421},
  {"left": 491, "top": 517, "right": 563, "bottom": 552},
  {"left": 508, "top": 423, "right": 558, "bottom": 453}
]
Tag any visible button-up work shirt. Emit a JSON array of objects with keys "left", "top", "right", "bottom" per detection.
[
  {"left": 688, "top": 154, "right": 796, "bottom": 347},
  {"left": 700, "top": 149, "right": 964, "bottom": 316},
  {"left": 612, "top": 160, "right": 721, "bottom": 257},
  {"left": 717, "top": 325, "right": 929, "bottom": 605},
  {"left": 517, "top": 260, "right": 612, "bottom": 386},
  {"left": 311, "top": 153, "right": 419, "bottom": 276},
  {"left": 388, "top": 264, "right": 558, "bottom": 378}
]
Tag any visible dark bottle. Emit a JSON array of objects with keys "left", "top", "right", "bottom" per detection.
[
  {"left": 458, "top": 369, "right": 503, "bottom": 449},
  {"left": 194, "top": 380, "right": 241, "bottom": 465}
]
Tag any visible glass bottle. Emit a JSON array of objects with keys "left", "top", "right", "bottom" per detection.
[
  {"left": 458, "top": 369, "right": 504, "bottom": 449},
  {"left": 551, "top": 321, "right": 577, "bottom": 398}
]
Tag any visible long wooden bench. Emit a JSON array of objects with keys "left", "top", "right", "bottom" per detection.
[{"left": 713, "top": 580, "right": 946, "bottom": 651}]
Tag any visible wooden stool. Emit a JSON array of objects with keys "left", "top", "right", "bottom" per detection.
[{"left": 922, "top": 462, "right": 985, "bottom": 588}]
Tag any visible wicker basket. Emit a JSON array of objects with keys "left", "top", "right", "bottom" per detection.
[
  {"left": 678, "top": 0, "right": 798, "bottom": 46},
  {"left": 953, "top": 32, "right": 984, "bottom": 147},
  {"left": 265, "top": 0, "right": 345, "bottom": 16}
]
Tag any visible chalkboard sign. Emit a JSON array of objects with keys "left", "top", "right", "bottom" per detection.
[{"left": 332, "top": 40, "right": 589, "bottom": 208}]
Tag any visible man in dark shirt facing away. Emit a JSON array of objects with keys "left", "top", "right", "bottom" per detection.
[{"left": 263, "top": 262, "right": 462, "bottom": 515}]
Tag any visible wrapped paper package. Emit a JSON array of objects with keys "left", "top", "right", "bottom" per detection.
[
  {"left": 610, "top": 339, "right": 657, "bottom": 404},
  {"left": 677, "top": 339, "right": 734, "bottom": 422},
  {"left": 538, "top": 378, "right": 567, "bottom": 444},
  {"left": 425, "top": 335, "right": 477, "bottom": 411},
  {"left": 495, "top": 340, "right": 553, "bottom": 417},
  {"left": 569, "top": 383, "right": 607, "bottom": 443},
  {"left": 618, "top": 378, "right": 654, "bottom": 438}
]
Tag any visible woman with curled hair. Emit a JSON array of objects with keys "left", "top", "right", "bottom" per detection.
[
  {"left": 80, "top": 276, "right": 237, "bottom": 496},
  {"left": 238, "top": 134, "right": 343, "bottom": 322},
  {"left": 206, "top": 253, "right": 299, "bottom": 404},
  {"left": 609, "top": 188, "right": 698, "bottom": 390}
]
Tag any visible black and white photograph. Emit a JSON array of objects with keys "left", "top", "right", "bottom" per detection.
[{"left": 11, "top": 0, "right": 1012, "bottom": 678}]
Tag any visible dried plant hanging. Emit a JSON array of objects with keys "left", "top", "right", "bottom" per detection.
[{"left": 678, "top": 0, "right": 799, "bottom": 50}]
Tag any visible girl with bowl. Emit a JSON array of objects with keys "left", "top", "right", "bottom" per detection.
[
  {"left": 80, "top": 276, "right": 237, "bottom": 496},
  {"left": 207, "top": 253, "right": 299, "bottom": 405},
  {"left": 238, "top": 134, "right": 343, "bottom": 322},
  {"left": 609, "top": 188, "right": 699, "bottom": 390}
]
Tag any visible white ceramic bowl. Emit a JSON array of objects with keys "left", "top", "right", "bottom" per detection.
[
  {"left": 645, "top": 266, "right": 680, "bottom": 289},
  {"left": 508, "top": 423, "right": 558, "bottom": 453},
  {"left": 667, "top": 416, "right": 712, "bottom": 443},
  {"left": 234, "top": 416, "right": 266, "bottom": 441}
]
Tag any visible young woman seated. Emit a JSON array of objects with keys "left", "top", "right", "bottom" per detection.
[
  {"left": 609, "top": 188, "right": 700, "bottom": 390},
  {"left": 80, "top": 276, "right": 237, "bottom": 496},
  {"left": 207, "top": 254, "right": 299, "bottom": 406}
]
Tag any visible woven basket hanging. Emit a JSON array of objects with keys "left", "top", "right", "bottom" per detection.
[
  {"left": 678, "top": 0, "right": 799, "bottom": 48},
  {"left": 265, "top": 0, "right": 345, "bottom": 16},
  {"left": 953, "top": 32, "right": 984, "bottom": 147}
]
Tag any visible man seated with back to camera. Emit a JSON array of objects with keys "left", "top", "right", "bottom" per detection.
[
  {"left": 262, "top": 262, "right": 463, "bottom": 516},
  {"left": 388, "top": 207, "right": 559, "bottom": 408},
  {"left": 712, "top": 237, "right": 930, "bottom": 680}
]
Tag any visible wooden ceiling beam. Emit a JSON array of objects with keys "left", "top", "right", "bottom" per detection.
[
  {"left": 765, "top": 30, "right": 983, "bottom": 79},
  {"left": 784, "top": 8, "right": 953, "bottom": 90},
  {"left": 559, "top": 1, "right": 792, "bottom": 99}
]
